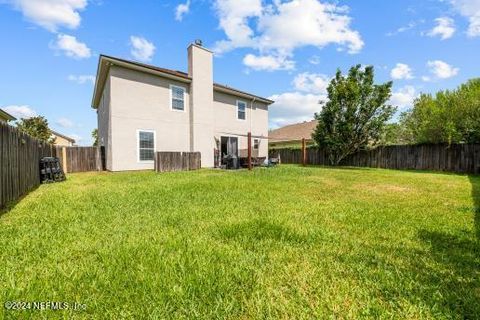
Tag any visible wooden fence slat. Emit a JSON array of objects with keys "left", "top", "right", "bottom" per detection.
[
  {"left": 154, "top": 151, "right": 201, "bottom": 173},
  {"left": 269, "top": 144, "right": 480, "bottom": 174},
  {"left": 0, "top": 122, "right": 57, "bottom": 209}
]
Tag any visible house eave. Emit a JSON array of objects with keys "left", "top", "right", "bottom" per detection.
[
  {"left": 213, "top": 84, "right": 274, "bottom": 105},
  {"left": 91, "top": 55, "right": 275, "bottom": 108},
  {"left": 91, "top": 56, "right": 192, "bottom": 109},
  {"left": 0, "top": 109, "right": 16, "bottom": 121}
]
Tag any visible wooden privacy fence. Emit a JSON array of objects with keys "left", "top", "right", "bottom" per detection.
[
  {"left": 155, "top": 152, "right": 201, "bottom": 172},
  {"left": 270, "top": 144, "right": 480, "bottom": 174},
  {"left": 56, "top": 146, "right": 104, "bottom": 173},
  {"left": 0, "top": 122, "right": 56, "bottom": 208}
]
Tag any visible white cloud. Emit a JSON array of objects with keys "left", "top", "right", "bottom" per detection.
[
  {"left": 426, "top": 60, "right": 459, "bottom": 79},
  {"left": 427, "top": 17, "right": 456, "bottom": 40},
  {"left": 213, "top": 0, "right": 262, "bottom": 53},
  {"left": 52, "top": 34, "right": 91, "bottom": 59},
  {"left": 243, "top": 53, "right": 295, "bottom": 71},
  {"left": 6, "top": 0, "right": 87, "bottom": 32},
  {"left": 308, "top": 55, "right": 320, "bottom": 65},
  {"left": 67, "top": 74, "right": 95, "bottom": 84},
  {"left": 421, "top": 76, "right": 431, "bottom": 82},
  {"left": 2, "top": 105, "right": 37, "bottom": 119},
  {"left": 449, "top": 0, "right": 480, "bottom": 36},
  {"left": 386, "top": 20, "right": 420, "bottom": 36},
  {"left": 213, "top": 0, "right": 363, "bottom": 71},
  {"left": 390, "top": 63, "right": 414, "bottom": 80},
  {"left": 389, "top": 86, "right": 417, "bottom": 110},
  {"left": 268, "top": 91, "right": 325, "bottom": 128},
  {"left": 268, "top": 71, "right": 331, "bottom": 128},
  {"left": 175, "top": 0, "right": 190, "bottom": 21},
  {"left": 292, "top": 72, "right": 330, "bottom": 94},
  {"left": 56, "top": 117, "right": 74, "bottom": 128},
  {"left": 66, "top": 133, "right": 82, "bottom": 143},
  {"left": 129, "top": 36, "right": 156, "bottom": 62}
]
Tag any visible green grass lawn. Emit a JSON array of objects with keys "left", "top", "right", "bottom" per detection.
[{"left": 1, "top": 166, "right": 479, "bottom": 319}]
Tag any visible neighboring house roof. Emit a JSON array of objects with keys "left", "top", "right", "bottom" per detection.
[
  {"left": 91, "top": 54, "right": 274, "bottom": 108},
  {"left": 0, "top": 109, "right": 16, "bottom": 121},
  {"left": 269, "top": 120, "right": 318, "bottom": 143},
  {"left": 51, "top": 130, "right": 76, "bottom": 144}
]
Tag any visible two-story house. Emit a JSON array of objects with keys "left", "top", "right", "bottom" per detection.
[{"left": 91, "top": 42, "right": 273, "bottom": 171}]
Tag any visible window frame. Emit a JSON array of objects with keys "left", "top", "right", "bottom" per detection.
[
  {"left": 253, "top": 139, "right": 259, "bottom": 150},
  {"left": 170, "top": 85, "right": 186, "bottom": 112},
  {"left": 137, "top": 129, "right": 156, "bottom": 163},
  {"left": 236, "top": 100, "right": 247, "bottom": 120}
]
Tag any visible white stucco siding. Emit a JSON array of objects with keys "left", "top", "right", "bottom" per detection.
[
  {"left": 109, "top": 66, "right": 191, "bottom": 171},
  {"left": 213, "top": 91, "right": 269, "bottom": 158}
]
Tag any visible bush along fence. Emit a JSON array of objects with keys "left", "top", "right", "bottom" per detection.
[
  {"left": 155, "top": 152, "right": 201, "bottom": 172},
  {"left": 270, "top": 143, "right": 480, "bottom": 174}
]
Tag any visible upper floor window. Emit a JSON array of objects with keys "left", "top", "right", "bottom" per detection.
[
  {"left": 237, "top": 100, "right": 246, "bottom": 120},
  {"left": 170, "top": 85, "right": 185, "bottom": 111}
]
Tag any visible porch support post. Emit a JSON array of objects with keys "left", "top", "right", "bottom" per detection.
[
  {"left": 248, "top": 132, "right": 252, "bottom": 171},
  {"left": 302, "top": 138, "right": 306, "bottom": 166},
  {"left": 62, "top": 147, "right": 68, "bottom": 173}
]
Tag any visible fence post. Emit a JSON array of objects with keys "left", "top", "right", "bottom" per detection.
[
  {"left": 247, "top": 132, "right": 252, "bottom": 171},
  {"left": 62, "top": 147, "right": 68, "bottom": 173},
  {"left": 302, "top": 138, "right": 306, "bottom": 166}
]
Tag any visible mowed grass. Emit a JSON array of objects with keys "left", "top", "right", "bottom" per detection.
[{"left": 1, "top": 166, "right": 479, "bottom": 319}]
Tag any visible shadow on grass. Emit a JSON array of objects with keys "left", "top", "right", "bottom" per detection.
[
  {"left": 219, "top": 218, "right": 310, "bottom": 248},
  {"left": 471, "top": 175, "right": 480, "bottom": 242},
  {"left": 0, "top": 184, "right": 41, "bottom": 218},
  {"left": 415, "top": 229, "right": 479, "bottom": 318},
  {"left": 404, "top": 175, "right": 480, "bottom": 318}
]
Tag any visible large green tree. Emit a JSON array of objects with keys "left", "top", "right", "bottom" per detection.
[
  {"left": 400, "top": 78, "right": 480, "bottom": 144},
  {"left": 16, "top": 116, "right": 55, "bottom": 143},
  {"left": 313, "top": 65, "right": 396, "bottom": 165}
]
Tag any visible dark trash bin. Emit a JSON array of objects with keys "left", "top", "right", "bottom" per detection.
[
  {"left": 40, "top": 157, "right": 66, "bottom": 183},
  {"left": 224, "top": 154, "right": 239, "bottom": 170}
]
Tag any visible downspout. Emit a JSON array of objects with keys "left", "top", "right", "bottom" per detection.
[
  {"left": 250, "top": 97, "right": 256, "bottom": 156},
  {"left": 250, "top": 97, "right": 256, "bottom": 134}
]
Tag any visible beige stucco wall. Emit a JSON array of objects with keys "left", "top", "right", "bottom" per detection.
[
  {"left": 188, "top": 44, "right": 215, "bottom": 167},
  {"left": 53, "top": 135, "right": 74, "bottom": 147},
  {"left": 97, "top": 75, "right": 112, "bottom": 170},
  {"left": 108, "top": 65, "right": 191, "bottom": 171},
  {"left": 213, "top": 91, "right": 269, "bottom": 159}
]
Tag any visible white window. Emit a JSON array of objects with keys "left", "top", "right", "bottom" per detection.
[
  {"left": 237, "top": 100, "right": 246, "bottom": 120},
  {"left": 138, "top": 130, "right": 155, "bottom": 162},
  {"left": 253, "top": 139, "right": 259, "bottom": 150},
  {"left": 170, "top": 85, "right": 185, "bottom": 111}
]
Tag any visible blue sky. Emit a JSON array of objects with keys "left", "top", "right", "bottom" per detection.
[{"left": 1, "top": 0, "right": 479, "bottom": 145}]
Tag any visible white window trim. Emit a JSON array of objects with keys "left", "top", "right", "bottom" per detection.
[
  {"left": 253, "top": 139, "right": 259, "bottom": 150},
  {"left": 236, "top": 100, "right": 247, "bottom": 121},
  {"left": 170, "top": 84, "right": 186, "bottom": 112},
  {"left": 137, "top": 129, "right": 156, "bottom": 163}
]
